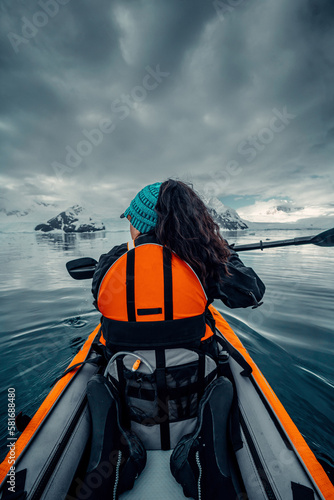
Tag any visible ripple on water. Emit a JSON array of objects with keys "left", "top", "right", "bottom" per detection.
[{"left": 63, "top": 317, "right": 88, "bottom": 328}]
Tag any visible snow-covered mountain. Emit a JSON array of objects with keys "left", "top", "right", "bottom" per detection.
[
  {"left": 0, "top": 201, "right": 58, "bottom": 219},
  {"left": 244, "top": 215, "right": 334, "bottom": 231},
  {"left": 203, "top": 197, "right": 334, "bottom": 231},
  {"left": 1, "top": 197, "right": 332, "bottom": 233},
  {"left": 204, "top": 197, "right": 248, "bottom": 230},
  {"left": 35, "top": 205, "right": 105, "bottom": 233}
]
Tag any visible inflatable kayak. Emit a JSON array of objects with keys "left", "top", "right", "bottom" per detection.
[{"left": 0, "top": 306, "right": 333, "bottom": 500}]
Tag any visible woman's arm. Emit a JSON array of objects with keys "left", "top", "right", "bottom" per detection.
[{"left": 207, "top": 247, "right": 266, "bottom": 309}]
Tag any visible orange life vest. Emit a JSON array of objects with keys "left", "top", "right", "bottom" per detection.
[{"left": 97, "top": 240, "right": 214, "bottom": 349}]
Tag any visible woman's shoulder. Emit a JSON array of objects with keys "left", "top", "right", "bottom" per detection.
[
  {"left": 97, "top": 232, "right": 157, "bottom": 264},
  {"left": 103, "top": 242, "right": 128, "bottom": 259}
]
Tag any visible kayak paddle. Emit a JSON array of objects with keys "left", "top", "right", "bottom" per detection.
[
  {"left": 232, "top": 227, "right": 334, "bottom": 252},
  {"left": 66, "top": 228, "right": 334, "bottom": 279},
  {"left": 66, "top": 257, "right": 97, "bottom": 280}
]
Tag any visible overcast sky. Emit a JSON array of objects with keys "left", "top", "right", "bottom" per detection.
[{"left": 1, "top": 0, "right": 334, "bottom": 221}]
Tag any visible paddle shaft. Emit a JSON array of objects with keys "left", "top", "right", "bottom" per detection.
[
  {"left": 232, "top": 227, "right": 334, "bottom": 252},
  {"left": 233, "top": 235, "right": 314, "bottom": 252}
]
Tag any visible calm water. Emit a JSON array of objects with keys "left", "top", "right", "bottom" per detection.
[{"left": 0, "top": 227, "right": 333, "bottom": 480}]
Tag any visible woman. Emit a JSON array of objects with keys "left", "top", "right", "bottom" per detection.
[
  {"left": 86, "top": 180, "right": 265, "bottom": 499},
  {"left": 92, "top": 179, "right": 265, "bottom": 321}
]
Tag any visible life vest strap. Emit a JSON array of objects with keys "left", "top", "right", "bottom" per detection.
[
  {"left": 102, "top": 314, "right": 206, "bottom": 350},
  {"left": 126, "top": 248, "right": 136, "bottom": 322},
  {"left": 163, "top": 247, "right": 173, "bottom": 320}
]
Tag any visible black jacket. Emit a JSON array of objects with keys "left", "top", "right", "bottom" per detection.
[{"left": 92, "top": 233, "right": 265, "bottom": 310}]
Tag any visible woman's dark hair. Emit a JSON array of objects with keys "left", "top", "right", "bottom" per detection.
[{"left": 154, "top": 180, "right": 230, "bottom": 287}]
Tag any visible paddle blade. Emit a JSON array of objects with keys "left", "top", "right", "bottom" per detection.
[
  {"left": 311, "top": 228, "right": 334, "bottom": 247},
  {"left": 66, "top": 257, "right": 97, "bottom": 280}
]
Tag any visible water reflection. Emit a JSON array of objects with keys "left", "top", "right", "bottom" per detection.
[
  {"left": 34, "top": 231, "right": 106, "bottom": 252},
  {"left": 78, "top": 231, "right": 106, "bottom": 240}
]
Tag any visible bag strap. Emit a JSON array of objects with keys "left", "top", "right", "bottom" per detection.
[
  {"left": 49, "top": 354, "right": 104, "bottom": 387},
  {"left": 155, "top": 349, "right": 171, "bottom": 450},
  {"left": 216, "top": 335, "right": 252, "bottom": 377}
]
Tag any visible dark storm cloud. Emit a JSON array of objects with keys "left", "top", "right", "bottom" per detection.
[{"left": 0, "top": 0, "right": 333, "bottom": 214}]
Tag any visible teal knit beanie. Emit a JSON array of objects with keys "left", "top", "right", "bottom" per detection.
[{"left": 120, "top": 182, "right": 162, "bottom": 234}]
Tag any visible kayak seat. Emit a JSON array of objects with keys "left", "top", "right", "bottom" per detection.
[
  {"left": 170, "top": 377, "right": 240, "bottom": 500},
  {"left": 82, "top": 374, "right": 147, "bottom": 500}
]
